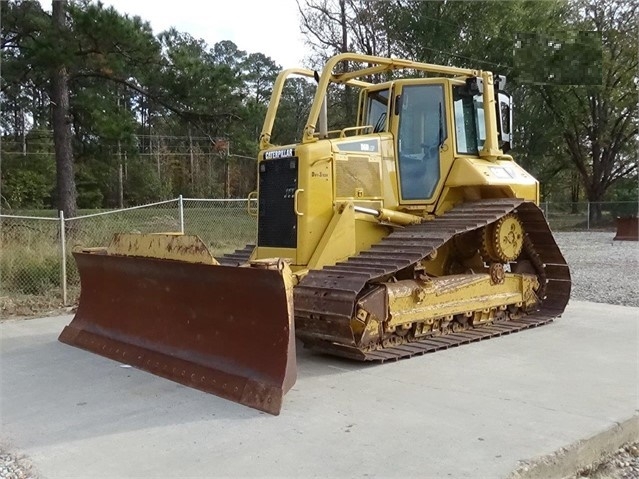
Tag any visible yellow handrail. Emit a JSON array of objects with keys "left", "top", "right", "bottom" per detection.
[
  {"left": 339, "top": 125, "right": 374, "bottom": 138},
  {"left": 302, "top": 53, "right": 480, "bottom": 144},
  {"left": 259, "top": 52, "right": 502, "bottom": 160}
]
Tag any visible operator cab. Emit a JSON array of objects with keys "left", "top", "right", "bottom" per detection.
[{"left": 360, "top": 77, "right": 512, "bottom": 204}]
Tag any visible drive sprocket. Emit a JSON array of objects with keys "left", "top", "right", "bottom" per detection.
[{"left": 481, "top": 213, "right": 524, "bottom": 263}]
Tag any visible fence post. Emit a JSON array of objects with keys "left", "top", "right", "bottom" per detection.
[
  {"left": 178, "top": 195, "right": 185, "bottom": 234},
  {"left": 544, "top": 202, "right": 549, "bottom": 219},
  {"left": 59, "top": 210, "right": 68, "bottom": 306},
  {"left": 587, "top": 202, "right": 590, "bottom": 230}
]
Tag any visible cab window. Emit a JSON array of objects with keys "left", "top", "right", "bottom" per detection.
[
  {"left": 397, "top": 84, "right": 446, "bottom": 200},
  {"left": 366, "top": 88, "right": 389, "bottom": 133},
  {"left": 453, "top": 86, "right": 486, "bottom": 155}
]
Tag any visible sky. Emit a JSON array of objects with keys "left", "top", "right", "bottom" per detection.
[{"left": 44, "top": 0, "right": 309, "bottom": 68}]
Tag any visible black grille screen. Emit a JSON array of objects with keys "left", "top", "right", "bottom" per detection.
[{"left": 258, "top": 158, "right": 298, "bottom": 248}]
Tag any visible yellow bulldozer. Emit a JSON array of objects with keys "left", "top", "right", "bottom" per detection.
[{"left": 59, "top": 54, "right": 571, "bottom": 415}]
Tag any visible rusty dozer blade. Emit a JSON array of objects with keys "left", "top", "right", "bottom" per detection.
[{"left": 59, "top": 234, "right": 296, "bottom": 415}]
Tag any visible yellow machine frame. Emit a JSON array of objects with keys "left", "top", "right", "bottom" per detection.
[
  {"left": 253, "top": 53, "right": 538, "bottom": 274},
  {"left": 59, "top": 53, "right": 570, "bottom": 416}
]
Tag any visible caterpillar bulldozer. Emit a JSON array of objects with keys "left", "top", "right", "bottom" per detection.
[{"left": 59, "top": 53, "right": 571, "bottom": 415}]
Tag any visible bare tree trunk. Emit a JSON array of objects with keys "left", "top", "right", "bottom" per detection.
[
  {"left": 21, "top": 108, "right": 26, "bottom": 157},
  {"left": 586, "top": 185, "right": 605, "bottom": 225},
  {"left": 338, "top": 0, "right": 356, "bottom": 123},
  {"left": 153, "top": 136, "right": 161, "bottom": 179},
  {"left": 590, "top": 202, "right": 603, "bottom": 225},
  {"left": 340, "top": 0, "right": 348, "bottom": 56},
  {"left": 224, "top": 155, "right": 231, "bottom": 198},
  {"left": 570, "top": 171, "right": 580, "bottom": 214},
  {"left": 51, "top": 0, "right": 77, "bottom": 218},
  {"left": 188, "top": 124, "right": 194, "bottom": 189},
  {"left": 117, "top": 139, "right": 124, "bottom": 208}
]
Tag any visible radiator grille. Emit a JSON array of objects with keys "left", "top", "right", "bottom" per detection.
[{"left": 258, "top": 158, "right": 298, "bottom": 248}]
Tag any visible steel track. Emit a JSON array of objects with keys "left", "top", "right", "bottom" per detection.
[
  {"left": 217, "top": 199, "right": 571, "bottom": 362},
  {"left": 293, "top": 199, "right": 571, "bottom": 361},
  {"left": 217, "top": 244, "right": 255, "bottom": 266}
]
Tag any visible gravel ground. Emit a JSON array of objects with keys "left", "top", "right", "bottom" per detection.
[
  {"left": 570, "top": 442, "right": 639, "bottom": 479},
  {"left": 1, "top": 231, "right": 637, "bottom": 478},
  {"left": 0, "top": 450, "right": 37, "bottom": 479},
  {"left": 554, "top": 231, "right": 639, "bottom": 308}
]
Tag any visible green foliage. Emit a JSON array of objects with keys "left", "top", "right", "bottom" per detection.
[
  {"left": 124, "top": 157, "right": 166, "bottom": 205},
  {"left": 2, "top": 0, "right": 633, "bottom": 211},
  {"left": 535, "top": 0, "right": 638, "bottom": 209},
  {"left": 515, "top": 31, "right": 602, "bottom": 85},
  {"left": 2, "top": 168, "right": 51, "bottom": 208},
  {"left": 75, "top": 165, "right": 104, "bottom": 209},
  {"left": 1, "top": 0, "right": 288, "bottom": 208},
  {"left": 381, "top": 0, "right": 568, "bottom": 71},
  {"left": 272, "top": 78, "right": 316, "bottom": 145},
  {"left": 0, "top": 217, "right": 62, "bottom": 295},
  {"left": 609, "top": 202, "right": 639, "bottom": 218},
  {"left": 607, "top": 177, "right": 639, "bottom": 217},
  {"left": 299, "top": 0, "right": 637, "bottom": 206},
  {"left": 609, "top": 177, "right": 639, "bottom": 202},
  {"left": 8, "top": 252, "right": 62, "bottom": 294}
]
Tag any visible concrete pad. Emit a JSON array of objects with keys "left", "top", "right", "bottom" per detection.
[
  {"left": 509, "top": 415, "right": 639, "bottom": 479},
  {"left": 1, "top": 300, "right": 637, "bottom": 479}
]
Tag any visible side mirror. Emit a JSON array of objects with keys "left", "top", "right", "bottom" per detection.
[
  {"left": 496, "top": 92, "right": 513, "bottom": 153},
  {"left": 393, "top": 94, "right": 402, "bottom": 115},
  {"left": 466, "top": 76, "right": 483, "bottom": 95}
]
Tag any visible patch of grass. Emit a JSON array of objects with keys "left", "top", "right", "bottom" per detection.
[
  {"left": 1, "top": 243, "right": 62, "bottom": 293},
  {"left": 183, "top": 208, "right": 256, "bottom": 255},
  {"left": 1, "top": 204, "right": 257, "bottom": 317}
]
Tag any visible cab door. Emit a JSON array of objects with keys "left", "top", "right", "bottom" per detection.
[{"left": 391, "top": 80, "right": 453, "bottom": 207}]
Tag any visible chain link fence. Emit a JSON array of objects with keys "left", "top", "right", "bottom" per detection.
[
  {"left": 1, "top": 199, "right": 637, "bottom": 317},
  {"left": 539, "top": 201, "right": 638, "bottom": 230},
  {"left": 181, "top": 199, "right": 256, "bottom": 256},
  {"left": 0, "top": 197, "right": 255, "bottom": 317},
  {"left": 0, "top": 212, "right": 62, "bottom": 315},
  {"left": 62, "top": 199, "right": 183, "bottom": 307},
  {"left": 0, "top": 199, "right": 182, "bottom": 316}
]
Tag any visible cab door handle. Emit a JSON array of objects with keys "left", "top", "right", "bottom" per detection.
[{"left": 293, "top": 188, "right": 305, "bottom": 216}]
